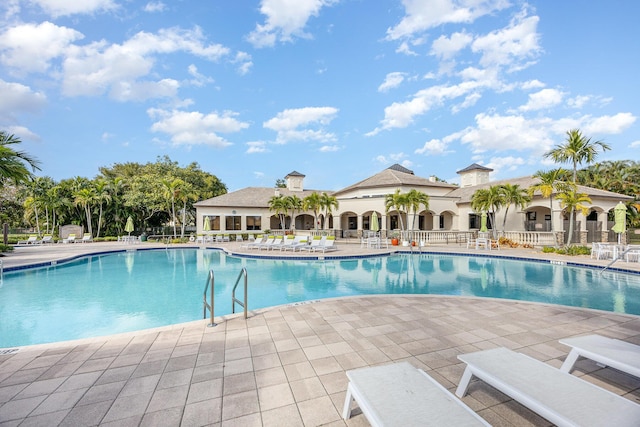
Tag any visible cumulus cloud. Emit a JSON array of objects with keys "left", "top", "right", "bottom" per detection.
[
  {"left": 0, "top": 21, "right": 83, "bottom": 73},
  {"left": 378, "top": 72, "right": 407, "bottom": 92},
  {"left": 144, "top": 1, "right": 166, "bottom": 13},
  {"left": 319, "top": 144, "right": 340, "bottom": 152},
  {"left": 61, "top": 27, "right": 229, "bottom": 100},
  {"left": 430, "top": 31, "right": 473, "bottom": 60},
  {"left": 148, "top": 108, "right": 249, "bottom": 148},
  {"left": 485, "top": 155, "right": 526, "bottom": 175},
  {"left": 263, "top": 106, "right": 338, "bottom": 144},
  {"left": 386, "top": 0, "right": 510, "bottom": 41},
  {"left": 415, "top": 138, "right": 454, "bottom": 156},
  {"left": 0, "top": 79, "right": 47, "bottom": 117},
  {"left": 630, "top": 140, "right": 640, "bottom": 148},
  {"left": 28, "top": 0, "right": 117, "bottom": 17},
  {"left": 583, "top": 113, "right": 636, "bottom": 135},
  {"left": 246, "top": 0, "right": 337, "bottom": 48},
  {"left": 518, "top": 88, "right": 564, "bottom": 112}
]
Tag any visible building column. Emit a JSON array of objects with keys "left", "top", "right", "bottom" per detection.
[
  {"left": 579, "top": 211, "right": 588, "bottom": 245},
  {"left": 597, "top": 211, "right": 608, "bottom": 242},
  {"left": 433, "top": 214, "right": 441, "bottom": 230}
]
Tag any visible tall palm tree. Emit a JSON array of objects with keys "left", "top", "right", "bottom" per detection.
[
  {"left": 303, "top": 192, "right": 322, "bottom": 230},
  {"left": 556, "top": 186, "right": 591, "bottom": 245},
  {"left": 471, "top": 185, "right": 504, "bottom": 237},
  {"left": 405, "top": 189, "right": 429, "bottom": 231},
  {"left": 268, "top": 195, "right": 289, "bottom": 231},
  {"left": 162, "top": 178, "right": 184, "bottom": 238},
  {"left": 528, "top": 169, "right": 570, "bottom": 233},
  {"left": 93, "top": 179, "right": 112, "bottom": 238},
  {"left": 544, "top": 129, "right": 611, "bottom": 182},
  {"left": 385, "top": 189, "right": 408, "bottom": 231},
  {"left": 74, "top": 187, "right": 97, "bottom": 236},
  {"left": 176, "top": 181, "right": 197, "bottom": 238},
  {"left": 319, "top": 192, "right": 338, "bottom": 229},
  {"left": 499, "top": 184, "right": 531, "bottom": 232},
  {"left": 0, "top": 131, "right": 41, "bottom": 186},
  {"left": 285, "top": 195, "right": 302, "bottom": 231}
]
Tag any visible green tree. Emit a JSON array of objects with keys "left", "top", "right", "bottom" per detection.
[
  {"left": 471, "top": 185, "right": 504, "bottom": 237},
  {"left": 405, "top": 189, "right": 430, "bottom": 231},
  {"left": 303, "top": 192, "right": 322, "bottom": 230},
  {"left": 544, "top": 129, "right": 611, "bottom": 182},
  {"left": 74, "top": 187, "right": 97, "bottom": 236},
  {"left": 93, "top": 179, "right": 112, "bottom": 238},
  {"left": 0, "top": 131, "right": 41, "bottom": 186},
  {"left": 319, "top": 192, "right": 338, "bottom": 229},
  {"left": 162, "top": 177, "right": 184, "bottom": 238},
  {"left": 499, "top": 184, "right": 531, "bottom": 232},
  {"left": 286, "top": 195, "right": 303, "bottom": 231},
  {"left": 556, "top": 185, "right": 591, "bottom": 245},
  {"left": 385, "top": 189, "right": 408, "bottom": 231},
  {"left": 268, "top": 195, "right": 289, "bottom": 231},
  {"left": 528, "top": 169, "right": 570, "bottom": 233},
  {"left": 176, "top": 181, "right": 197, "bottom": 238}
]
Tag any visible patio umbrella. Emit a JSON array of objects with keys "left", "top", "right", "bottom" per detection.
[
  {"left": 480, "top": 212, "right": 488, "bottom": 232},
  {"left": 125, "top": 216, "right": 134, "bottom": 236},
  {"left": 371, "top": 212, "right": 379, "bottom": 232},
  {"left": 611, "top": 202, "right": 627, "bottom": 244},
  {"left": 203, "top": 216, "right": 211, "bottom": 231}
]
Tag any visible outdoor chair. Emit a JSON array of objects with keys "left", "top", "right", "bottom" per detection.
[{"left": 17, "top": 235, "right": 38, "bottom": 245}]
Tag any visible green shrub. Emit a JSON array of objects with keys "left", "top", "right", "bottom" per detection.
[
  {"left": 542, "top": 245, "right": 590, "bottom": 256},
  {"left": 541, "top": 246, "right": 556, "bottom": 253},
  {"left": 0, "top": 244, "right": 14, "bottom": 253}
]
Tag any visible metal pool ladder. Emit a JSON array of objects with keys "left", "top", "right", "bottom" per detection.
[{"left": 203, "top": 268, "right": 249, "bottom": 327}]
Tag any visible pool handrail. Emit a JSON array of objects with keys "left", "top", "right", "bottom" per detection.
[
  {"left": 203, "top": 270, "right": 216, "bottom": 327},
  {"left": 232, "top": 267, "right": 248, "bottom": 319}
]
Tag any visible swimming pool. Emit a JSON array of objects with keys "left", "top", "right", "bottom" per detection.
[{"left": 1, "top": 249, "right": 639, "bottom": 348}]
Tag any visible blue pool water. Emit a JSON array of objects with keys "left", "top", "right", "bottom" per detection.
[{"left": 1, "top": 249, "right": 639, "bottom": 348}]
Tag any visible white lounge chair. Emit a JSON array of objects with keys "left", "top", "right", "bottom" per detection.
[
  {"left": 283, "top": 235, "right": 308, "bottom": 251},
  {"left": 40, "top": 235, "right": 54, "bottom": 244},
  {"left": 300, "top": 235, "right": 324, "bottom": 252},
  {"left": 279, "top": 234, "right": 296, "bottom": 250},
  {"left": 222, "top": 233, "right": 230, "bottom": 242},
  {"left": 456, "top": 347, "right": 640, "bottom": 427},
  {"left": 81, "top": 233, "right": 93, "bottom": 243},
  {"left": 314, "top": 235, "right": 337, "bottom": 252},
  {"left": 256, "top": 235, "right": 275, "bottom": 250},
  {"left": 261, "top": 236, "right": 283, "bottom": 250},
  {"left": 343, "top": 362, "right": 490, "bottom": 426},
  {"left": 243, "top": 234, "right": 264, "bottom": 249},
  {"left": 17, "top": 235, "right": 38, "bottom": 245},
  {"left": 559, "top": 334, "right": 640, "bottom": 378},
  {"left": 63, "top": 234, "right": 77, "bottom": 244}
]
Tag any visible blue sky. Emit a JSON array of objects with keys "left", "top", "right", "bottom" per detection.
[{"left": 1, "top": 1, "right": 638, "bottom": 192}]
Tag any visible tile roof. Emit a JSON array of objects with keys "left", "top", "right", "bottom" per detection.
[{"left": 194, "top": 187, "right": 328, "bottom": 208}]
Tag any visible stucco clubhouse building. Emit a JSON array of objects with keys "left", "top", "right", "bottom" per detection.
[{"left": 194, "top": 164, "right": 632, "bottom": 245}]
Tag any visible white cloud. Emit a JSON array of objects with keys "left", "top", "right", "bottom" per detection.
[
  {"left": 451, "top": 92, "right": 481, "bottom": 113},
  {"left": 396, "top": 41, "right": 418, "bottom": 56},
  {"left": 386, "top": 0, "right": 511, "bottom": 41},
  {"left": 62, "top": 27, "right": 230, "bottom": 100},
  {"left": 246, "top": 0, "right": 337, "bottom": 48},
  {"left": 583, "top": 113, "right": 636, "bottom": 135},
  {"left": 232, "top": 51, "right": 253, "bottom": 75},
  {"left": 263, "top": 106, "right": 338, "bottom": 144},
  {"left": 187, "top": 64, "right": 214, "bottom": 87},
  {"left": 0, "top": 79, "right": 47, "bottom": 117},
  {"left": 430, "top": 31, "right": 473, "bottom": 60},
  {"left": 471, "top": 12, "right": 541, "bottom": 70},
  {"left": 28, "top": 0, "right": 117, "bottom": 17},
  {"left": 518, "top": 88, "right": 564, "bottom": 112},
  {"left": 246, "top": 141, "right": 268, "bottom": 154},
  {"left": 521, "top": 79, "right": 545, "bottom": 90},
  {"left": 0, "top": 21, "right": 83, "bottom": 73},
  {"left": 415, "top": 138, "right": 453, "bottom": 155},
  {"left": 319, "top": 144, "right": 340, "bottom": 152},
  {"left": 148, "top": 108, "right": 249, "bottom": 147},
  {"left": 6, "top": 125, "right": 40, "bottom": 141},
  {"left": 485, "top": 156, "right": 526, "bottom": 175},
  {"left": 378, "top": 72, "right": 407, "bottom": 92},
  {"left": 144, "top": 2, "right": 166, "bottom": 13},
  {"left": 630, "top": 140, "right": 640, "bottom": 148},
  {"left": 567, "top": 95, "right": 591, "bottom": 109}
]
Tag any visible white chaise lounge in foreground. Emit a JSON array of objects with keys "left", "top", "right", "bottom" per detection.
[
  {"left": 456, "top": 347, "right": 640, "bottom": 427},
  {"left": 343, "top": 362, "right": 490, "bottom": 427},
  {"left": 559, "top": 334, "right": 640, "bottom": 378}
]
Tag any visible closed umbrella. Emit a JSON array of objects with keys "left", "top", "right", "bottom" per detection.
[
  {"left": 125, "top": 216, "right": 134, "bottom": 235},
  {"left": 371, "top": 212, "right": 379, "bottom": 232},
  {"left": 203, "top": 216, "right": 211, "bottom": 231},
  {"left": 611, "top": 202, "right": 627, "bottom": 244},
  {"left": 480, "top": 212, "right": 488, "bottom": 233}
]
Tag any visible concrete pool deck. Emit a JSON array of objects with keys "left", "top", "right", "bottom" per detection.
[{"left": 1, "top": 241, "right": 639, "bottom": 426}]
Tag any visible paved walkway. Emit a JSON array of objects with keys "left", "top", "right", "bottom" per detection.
[{"left": 1, "top": 242, "right": 639, "bottom": 426}]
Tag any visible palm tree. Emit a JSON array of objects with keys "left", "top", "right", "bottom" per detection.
[
  {"left": 93, "top": 179, "right": 112, "bottom": 238},
  {"left": 556, "top": 185, "right": 591, "bottom": 245},
  {"left": 285, "top": 195, "right": 302, "bottom": 231},
  {"left": 303, "top": 192, "right": 322, "bottom": 230},
  {"left": 176, "top": 181, "right": 197, "bottom": 238},
  {"left": 0, "top": 131, "right": 41, "bottom": 186},
  {"left": 499, "top": 184, "right": 531, "bottom": 232},
  {"left": 528, "top": 169, "right": 570, "bottom": 233},
  {"left": 405, "top": 189, "right": 430, "bottom": 231},
  {"left": 385, "top": 189, "right": 408, "bottom": 231},
  {"left": 471, "top": 185, "right": 504, "bottom": 237},
  {"left": 162, "top": 178, "right": 184, "bottom": 238},
  {"left": 74, "top": 187, "right": 97, "bottom": 236},
  {"left": 544, "top": 129, "right": 611, "bottom": 182},
  {"left": 319, "top": 192, "right": 338, "bottom": 230},
  {"left": 268, "top": 194, "right": 289, "bottom": 231}
]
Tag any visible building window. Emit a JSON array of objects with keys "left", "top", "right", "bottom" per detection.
[
  {"left": 439, "top": 215, "right": 445, "bottom": 229},
  {"left": 209, "top": 215, "right": 220, "bottom": 231},
  {"left": 348, "top": 216, "right": 357, "bottom": 230},
  {"left": 246, "top": 216, "right": 261, "bottom": 230},
  {"left": 469, "top": 214, "right": 479, "bottom": 229},
  {"left": 390, "top": 215, "right": 399, "bottom": 230},
  {"left": 225, "top": 215, "right": 241, "bottom": 231},
  {"left": 527, "top": 211, "right": 536, "bottom": 221}
]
